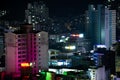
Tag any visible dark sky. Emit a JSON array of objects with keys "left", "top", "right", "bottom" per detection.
[{"left": 0, "top": 0, "right": 105, "bottom": 21}]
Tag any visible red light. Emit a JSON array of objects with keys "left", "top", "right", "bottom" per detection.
[
  {"left": 71, "top": 34, "right": 79, "bottom": 37},
  {"left": 21, "top": 63, "right": 30, "bottom": 67}
]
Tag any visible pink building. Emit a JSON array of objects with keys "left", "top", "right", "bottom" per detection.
[{"left": 5, "top": 24, "right": 49, "bottom": 75}]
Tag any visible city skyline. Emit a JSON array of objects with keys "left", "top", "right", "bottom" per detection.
[
  {"left": 0, "top": 0, "right": 106, "bottom": 21},
  {"left": 0, "top": 0, "right": 120, "bottom": 79}
]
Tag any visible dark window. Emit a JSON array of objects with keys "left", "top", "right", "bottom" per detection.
[
  {"left": 18, "top": 48, "right": 21, "bottom": 50},
  {"left": 18, "top": 35, "right": 21, "bottom": 37},
  {"left": 19, "top": 68, "right": 21, "bottom": 71},
  {"left": 23, "top": 60, "right": 26, "bottom": 62},
  {"left": 22, "top": 51, "right": 26, "bottom": 53},
  {"left": 18, "top": 60, "right": 21, "bottom": 62},
  {"left": 22, "top": 55, "right": 26, "bottom": 58},
  {"left": 18, "top": 64, "right": 21, "bottom": 66},
  {"left": 34, "top": 70, "right": 36, "bottom": 73},
  {"left": 18, "top": 39, "right": 21, "bottom": 42},
  {"left": 18, "top": 56, "right": 21, "bottom": 58},
  {"left": 18, "top": 43, "right": 21, "bottom": 46},
  {"left": 18, "top": 52, "right": 21, "bottom": 54}
]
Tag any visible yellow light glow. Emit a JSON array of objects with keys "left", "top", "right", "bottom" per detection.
[
  {"left": 21, "top": 63, "right": 30, "bottom": 67},
  {"left": 65, "top": 46, "right": 76, "bottom": 50}
]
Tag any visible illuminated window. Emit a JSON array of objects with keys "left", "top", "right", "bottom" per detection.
[{"left": 38, "top": 33, "right": 41, "bottom": 37}]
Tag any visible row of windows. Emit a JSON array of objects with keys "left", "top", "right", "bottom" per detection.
[
  {"left": 18, "top": 47, "right": 26, "bottom": 50},
  {"left": 18, "top": 43, "right": 26, "bottom": 46},
  {"left": 30, "top": 58, "right": 36, "bottom": 61},
  {"left": 18, "top": 50, "right": 41, "bottom": 54},
  {"left": 18, "top": 35, "right": 26, "bottom": 38},
  {"left": 17, "top": 41, "right": 42, "bottom": 45},
  {"left": 18, "top": 59, "right": 26, "bottom": 62},
  {"left": 18, "top": 51, "right": 26, "bottom": 54},
  {"left": 18, "top": 39, "right": 26, "bottom": 42},
  {"left": 18, "top": 38, "right": 37, "bottom": 42},
  {"left": 29, "top": 54, "right": 37, "bottom": 56},
  {"left": 18, "top": 55, "right": 26, "bottom": 58}
]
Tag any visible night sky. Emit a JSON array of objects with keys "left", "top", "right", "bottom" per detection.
[{"left": 0, "top": 0, "right": 105, "bottom": 21}]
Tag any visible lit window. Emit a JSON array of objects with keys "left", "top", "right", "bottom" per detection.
[
  {"left": 43, "top": 19, "right": 45, "bottom": 21},
  {"left": 38, "top": 34, "right": 41, "bottom": 37},
  {"left": 32, "top": 16, "right": 35, "bottom": 18}
]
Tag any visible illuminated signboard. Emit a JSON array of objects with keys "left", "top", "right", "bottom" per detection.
[
  {"left": 71, "top": 34, "right": 84, "bottom": 38},
  {"left": 65, "top": 45, "right": 76, "bottom": 50},
  {"left": 96, "top": 45, "right": 106, "bottom": 48},
  {"left": 21, "top": 63, "right": 30, "bottom": 67}
]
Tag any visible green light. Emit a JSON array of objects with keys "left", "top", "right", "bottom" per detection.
[
  {"left": 41, "top": 71, "right": 46, "bottom": 75},
  {"left": 46, "top": 72, "right": 52, "bottom": 80},
  {"left": 63, "top": 71, "right": 67, "bottom": 75}
]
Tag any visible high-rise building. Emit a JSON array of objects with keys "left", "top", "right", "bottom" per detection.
[
  {"left": 85, "top": 5, "right": 116, "bottom": 49},
  {"left": 105, "top": 8, "right": 116, "bottom": 49},
  {"left": 85, "top": 5, "right": 97, "bottom": 49},
  {"left": 5, "top": 24, "right": 49, "bottom": 75},
  {"left": 96, "top": 5, "right": 105, "bottom": 45},
  {"left": 105, "top": 0, "right": 120, "bottom": 40},
  {"left": 0, "top": 25, "right": 5, "bottom": 57},
  {"left": 0, "top": 24, "right": 9, "bottom": 59},
  {"left": 25, "top": 1, "right": 49, "bottom": 31}
]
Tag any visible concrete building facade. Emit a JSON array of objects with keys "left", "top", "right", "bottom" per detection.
[{"left": 5, "top": 24, "right": 49, "bottom": 75}]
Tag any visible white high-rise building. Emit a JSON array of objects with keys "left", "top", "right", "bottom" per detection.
[{"left": 105, "top": 7, "right": 116, "bottom": 49}]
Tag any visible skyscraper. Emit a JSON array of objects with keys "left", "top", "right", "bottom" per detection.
[
  {"left": 25, "top": 1, "right": 49, "bottom": 31},
  {"left": 96, "top": 5, "right": 105, "bottom": 45},
  {"left": 105, "top": 8, "right": 116, "bottom": 49},
  {"left": 85, "top": 5, "right": 116, "bottom": 49},
  {"left": 5, "top": 24, "right": 49, "bottom": 75},
  {"left": 105, "top": 0, "right": 120, "bottom": 40},
  {"left": 85, "top": 5, "right": 97, "bottom": 49}
]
